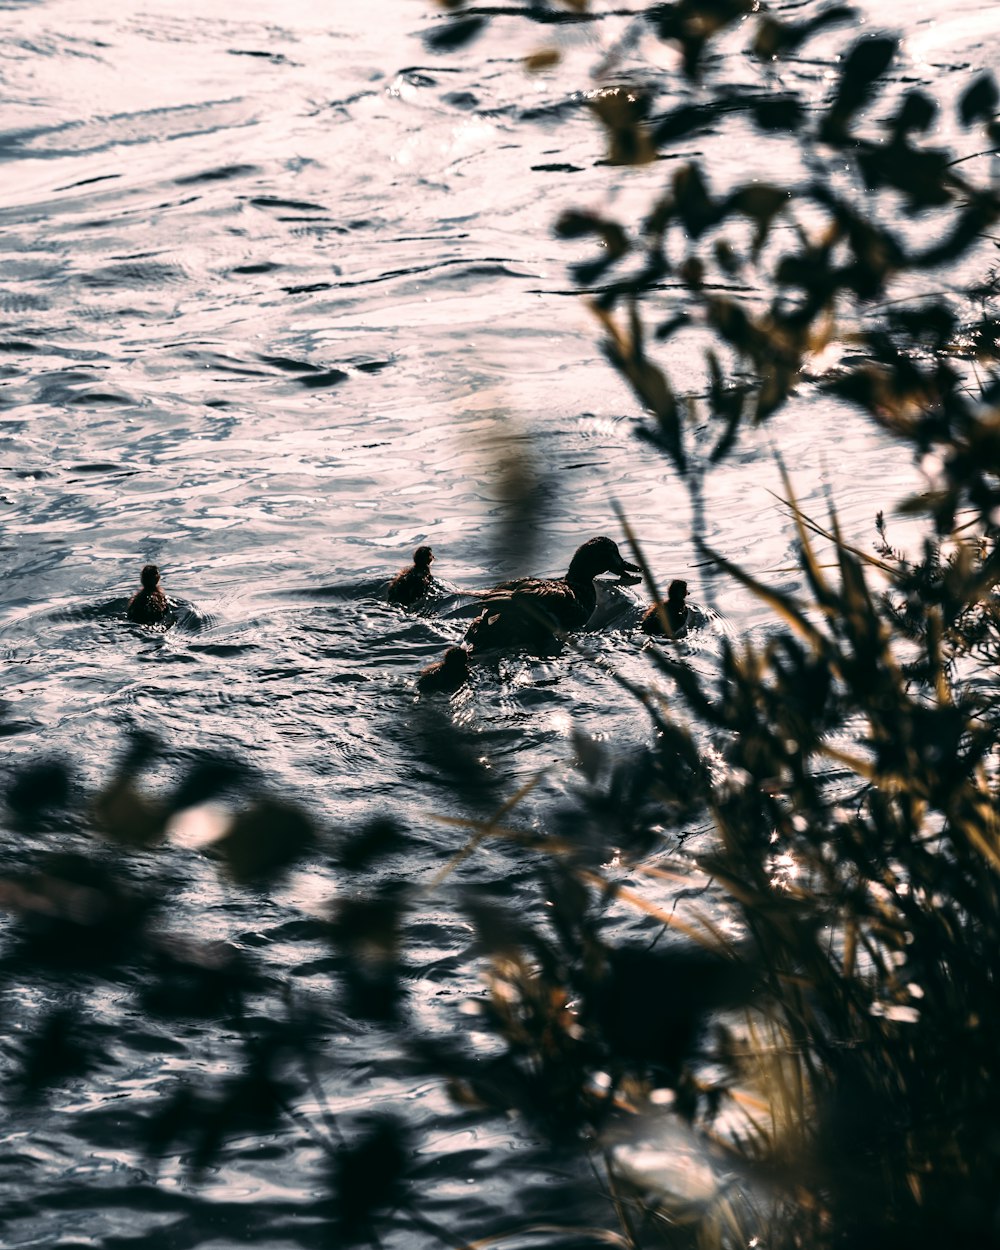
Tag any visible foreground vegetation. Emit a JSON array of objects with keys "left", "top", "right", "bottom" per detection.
[{"left": 3, "top": 2, "right": 1000, "bottom": 1247}]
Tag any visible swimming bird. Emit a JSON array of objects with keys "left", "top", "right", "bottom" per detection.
[
  {"left": 127, "top": 564, "right": 170, "bottom": 626},
  {"left": 417, "top": 645, "right": 470, "bottom": 694},
  {"left": 641, "top": 579, "right": 689, "bottom": 638},
  {"left": 387, "top": 546, "right": 434, "bottom": 607},
  {"left": 465, "top": 536, "right": 641, "bottom": 654}
]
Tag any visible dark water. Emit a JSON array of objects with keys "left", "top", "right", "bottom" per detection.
[{"left": 1, "top": 1, "right": 998, "bottom": 1245}]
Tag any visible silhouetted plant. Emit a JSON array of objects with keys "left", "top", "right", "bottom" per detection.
[{"left": 418, "top": 3, "right": 1000, "bottom": 1248}]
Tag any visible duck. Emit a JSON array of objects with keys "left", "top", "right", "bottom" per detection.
[
  {"left": 640, "top": 579, "right": 689, "bottom": 638},
  {"left": 387, "top": 546, "right": 434, "bottom": 607},
  {"left": 465, "top": 535, "right": 641, "bottom": 654},
  {"left": 417, "top": 645, "right": 470, "bottom": 694},
  {"left": 127, "top": 564, "right": 170, "bottom": 626}
]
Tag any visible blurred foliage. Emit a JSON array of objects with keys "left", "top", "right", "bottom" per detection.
[
  {"left": 457, "top": 1, "right": 1000, "bottom": 493},
  {"left": 429, "top": 2, "right": 1000, "bottom": 1244},
  {"left": 3, "top": 3, "right": 1000, "bottom": 1250}
]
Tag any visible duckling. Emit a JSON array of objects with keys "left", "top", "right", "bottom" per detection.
[
  {"left": 387, "top": 546, "right": 434, "bottom": 607},
  {"left": 417, "top": 645, "right": 470, "bottom": 694},
  {"left": 641, "top": 579, "right": 689, "bottom": 639},
  {"left": 465, "top": 536, "right": 641, "bottom": 654},
  {"left": 127, "top": 564, "right": 170, "bottom": 626}
]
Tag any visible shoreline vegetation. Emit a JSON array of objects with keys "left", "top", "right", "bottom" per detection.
[{"left": 3, "top": 3, "right": 1000, "bottom": 1247}]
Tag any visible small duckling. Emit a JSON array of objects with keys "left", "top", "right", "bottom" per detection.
[
  {"left": 417, "top": 646, "right": 470, "bottom": 695},
  {"left": 641, "top": 579, "right": 689, "bottom": 639},
  {"left": 388, "top": 545, "right": 434, "bottom": 607},
  {"left": 127, "top": 564, "right": 170, "bottom": 626}
]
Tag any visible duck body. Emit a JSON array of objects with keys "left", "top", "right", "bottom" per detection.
[
  {"left": 417, "top": 645, "right": 470, "bottom": 694},
  {"left": 641, "top": 579, "right": 689, "bottom": 639},
  {"left": 127, "top": 565, "right": 170, "bottom": 626},
  {"left": 388, "top": 546, "right": 434, "bottom": 607},
  {"left": 465, "top": 536, "right": 640, "bottom": 654}
]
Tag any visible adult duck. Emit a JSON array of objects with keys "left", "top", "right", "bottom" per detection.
[
  {"left": 127, "top": 564, "right": 170, "bottom": 626},
  {"left": 641, "top": 579, "right": 688, "bottom": 639},
  {"left": 465, "top": 536, "right": 640, "bottom": 654},
  {"left": 388, "top": 545, "right": 434, "bottom": 607}
]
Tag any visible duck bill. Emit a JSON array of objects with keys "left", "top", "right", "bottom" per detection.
[{"left": 615, "top": 556, "right": 643, "bottom": 586}]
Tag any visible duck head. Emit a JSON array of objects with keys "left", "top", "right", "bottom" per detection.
[
  {"left": 413, "top": 546, "right": 434, "bottom": 569},
  {"left": 668, "top": 579, "right": 688, "bottom": 604},
  {"left": 443, "top": 645, "right": 469, "bottom": 672},
  {"left": 566, "top": 537, "right": 641, "bottom": 584},
  {"left": 140, "top": 564, "right": 161, "bottom": 590}
]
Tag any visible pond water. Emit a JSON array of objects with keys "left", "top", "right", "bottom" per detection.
[{"left": 1, "top": 1, "right": 997, "bottom": 1245}]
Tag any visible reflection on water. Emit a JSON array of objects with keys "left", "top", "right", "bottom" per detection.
[{"left": 0, "top": 0, "right": 997, "bottom": 1244}]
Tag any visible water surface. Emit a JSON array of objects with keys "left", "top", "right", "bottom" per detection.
[{"left": 1, "top": 1, "right": 997, "bottom": 1244}]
